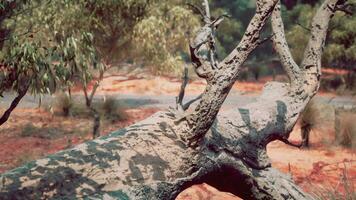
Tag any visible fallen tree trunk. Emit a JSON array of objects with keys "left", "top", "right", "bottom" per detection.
[
  {"left": 0, "top": 0, "right": 349, "bottom": 199},
  {"left": 0, "top": 100, "right": 311, "bottom": 200}
]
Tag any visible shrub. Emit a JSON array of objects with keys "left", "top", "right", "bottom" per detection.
[
  {"left": 345, "top": 71, "right": 356, "bottom": 90},
  {"left": 53, "top": 93, "right": 91, "bottom": 118},
  {"left": 54, "top": 93, "right": 73, "bottom": 117},
  {"left": 20, "top": 123, "right": 38, "bottom": 137},
  {"left": 100, "top": 97, "right": 128, "bottom": 123},
  {"left": 249, "top": 65, "right": 262, "bottom": 81},
  {"left": 238, "top": 69, "right": 249, "bottom": 81},
  {"left": 300, "top": 99, "right": 320, "bottom": 147},
  {"left": 301, "top": 99, "right": 320, "bottom": 126},
  {"left": 335, "top": 111, "right": 356, "bottom": 149},
  {"left": 320, "top": 75, "right": 345, "bottom": 92}
]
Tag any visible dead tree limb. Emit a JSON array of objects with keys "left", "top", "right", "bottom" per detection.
[{"left": 0, "top": 0, "right": 348, "bottom": 199}]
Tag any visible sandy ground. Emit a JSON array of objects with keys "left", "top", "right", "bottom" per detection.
[{"left": 0, "top": 72, "right": 355, "bottom": 199}]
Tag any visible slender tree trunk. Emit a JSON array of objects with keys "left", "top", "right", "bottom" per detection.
[
  {"left": 83, "top": 86, "right": 101, "bottom": 139},
  {"left": 83, "top": 78, "right": 103, "bottom": 139},
  {"left": 92, "top": 108, "right": 101, "bottom": 139},
  {"left": 0, "top": 84, "right": 29, "bottom": 126},
  {"left": 0, "top": 0, "right": 349, "bottom": 199}
]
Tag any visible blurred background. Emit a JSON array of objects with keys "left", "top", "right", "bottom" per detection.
[{"left": 0, "top": 0, "right": 355, "bottom": 199}]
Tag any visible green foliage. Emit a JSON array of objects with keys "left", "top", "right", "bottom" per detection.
[
  {"left": 133, "top": 1, "right": 200, "bottom": 74},
  {"left": 0, "top": 0, "right": 355, "bottom": 96},
  {"left": 324, "top": 12, "right": 356, "bottom": 68},
  {"left": 0, "top": 0, "right": 102, "bottom": 98},
  {"left": 84, "top": 0, "right": 150, "bottom": 62},
  {"left": 211, "top": 7, "right": 244, "bottom": 58},
  {"left": 284, "top": 2, "right": 356, "bottom": 69},
  {"left": 213, "top": 1, "right": 355, "bottom": 72}
]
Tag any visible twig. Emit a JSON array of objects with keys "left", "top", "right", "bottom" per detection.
[
  {"left": 280, "top": 138, "right": 303, "bottom": 148},
  {"left": 183, "top": 94, "right": 203, "bottom": 110},
  {"left": 335, "top": 3, "right": 354, "bottom": 16},
  {"left": 176, "top": 65, "right": 189, "bottom": 110},
  {"left": 257, "top": 33, "right": 275, "bottom": 45},
  {"left": 296, "top": 21, "right": 311, "bottom": 32},
  {"left": 186, "top": 3, "right": 205, "bottom": 20}
]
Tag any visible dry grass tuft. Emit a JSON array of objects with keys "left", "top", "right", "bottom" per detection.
[
  {"left": 99, "top": 97, "right": 128, "bottom": 123},
  {"left": 335, "top": 112, "right": 356, "bottom": 149}
]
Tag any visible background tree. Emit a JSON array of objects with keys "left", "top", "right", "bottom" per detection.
[
  {"left": 0, "top": 0, "right": 101, "bottom": 126},
  {"left": 133, "top": 0, "right": 200, "bottom": 74}
]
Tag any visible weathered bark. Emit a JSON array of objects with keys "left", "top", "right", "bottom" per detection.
[
  {"left": 181, "top": 0, "right": 279, "bottom": 146},
  {"left": 0, "top": 108, "right": 311, "bottom": 200},
  {"left": 0, "top": 0, "right": 347, "bottom": 199}
]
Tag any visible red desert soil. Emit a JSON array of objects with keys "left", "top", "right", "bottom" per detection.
[
  {"left": 73, "top": 68, "right": 343, "bottom": 96},
  {"left": 1, "top": 73, "right": 355, "bottom": 199},
  {"left": 71, "top": 74, "right": 265, "bottom": 96}
]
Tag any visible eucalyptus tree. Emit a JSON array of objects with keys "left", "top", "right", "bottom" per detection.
[
  {"left": 0, "top": 0, "right": 352, "bottom": 200},
  {"left": 0, "top": 0, "right": 101, "bottom": 126},
  {"left": 0, "top": 0, "right": 153, "bottom": 128},
  {"left": 133, "top": 0, "right": 200, "bottom": 74}
]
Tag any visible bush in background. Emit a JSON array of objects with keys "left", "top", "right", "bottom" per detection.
[
  {"left": 320, "top": 75, "right": 345, "bottom": 92},
  {"left": 99, "top": 97, "right": 128, "bottom": 123},
  {"left": 335, "top": 111, "right": 356, "bottom": 149},
  {"left": 55, "top": 93, "right": 73, "bottom": 117},
  {"left": 300, "top": 99, "right": 320, "bottom": 147},
  {"left": 53, "top": 94, "right": 128, "bottom": 123},
  {"left": 53, "top": 93, "right": 91, "bottom": 118}
]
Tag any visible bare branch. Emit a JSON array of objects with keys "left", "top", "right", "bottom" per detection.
[
  {"left": 181, "top": 0, "right": 279, "bottom": 147},
  {"left": 295, "top": 21, "right": 311, "bottom": 32},
  {"left": 186, "top": 3, "right": 205, "bottom": 20},
  {"left": 202, "top": 0, "right": 211, "bottom": 22},
  {"left": 280, "top": 138, "right": 303, "bottom": 149},
  {"left": 182, "top": 94, "right": 203, "bottom": 111},
  {"left": 176, "top": 65, "right": 189, "bottom": 110},
  {"left": 189, "top": 15, "right": 215, "bottom": 78},
  {"left": 221, "top": 1, "right": 279, "bottom": 70},
  {"left": 334, "top": 3, "right": 354, "bottom": 15},
  {"left": 271, "top": 2, "right": 301, "bottom": 84},
  {"left": 300, "top": 0, "right": 342, "bottom": 95},
  {"left": 257, "top": 33, "right": 275, "bottom": 45},
  {"left": 0, "top": 28, "right": 35, "bottom": 42}
]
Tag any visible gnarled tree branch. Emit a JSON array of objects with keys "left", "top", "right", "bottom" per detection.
[{"left": 181, "top": 0, "right": 279, "bottom": 147}]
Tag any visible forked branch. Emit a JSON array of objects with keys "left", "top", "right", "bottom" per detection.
[{"left": 181, "top": 0, "right": 279, "bottom": 147}]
